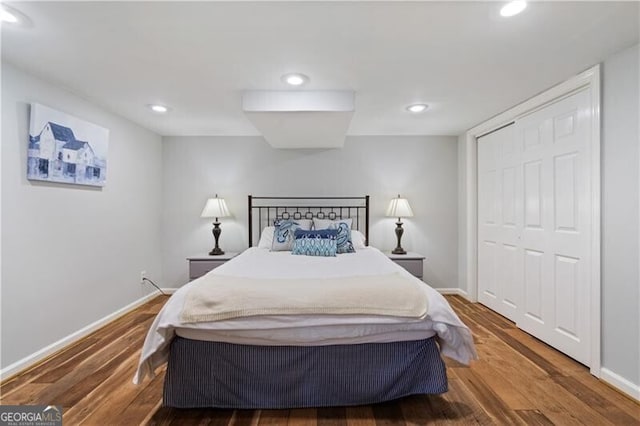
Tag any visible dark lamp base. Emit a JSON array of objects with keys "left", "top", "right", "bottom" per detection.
[
  {"left": 392, "top": 219, "right": 407, "bottom": 255},
  {"left": 210, "top": 220, "right": 224, "bottom": 255}
]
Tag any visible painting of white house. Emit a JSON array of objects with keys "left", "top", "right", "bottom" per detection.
[{"left": 28, "top": 103, "right": 108, "bottom": 187}]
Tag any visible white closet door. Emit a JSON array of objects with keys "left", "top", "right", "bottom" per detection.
[
  {"left": 477, "top": 89, "right": 592, "bottom": 365},
  {"left": 477, "top": 123, "right": 522, "bottom": 322},
  {"left": 516, "top": 89, "right": 592, "bottom": 365}
]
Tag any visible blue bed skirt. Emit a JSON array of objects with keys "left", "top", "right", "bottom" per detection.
[{"left": 163, "top": 336, "right": 448, "bottom": 409}]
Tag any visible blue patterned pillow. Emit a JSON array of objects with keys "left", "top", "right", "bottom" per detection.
[
  {"left": 313, "top": 218, "right": 355, "bottom": 254},
  {"left": 292, "top": 228, "right": 338, "bottom": 257},
  {"left": 293, "top": 229, "right": 339, "bottom": 240},
  {"left": 271, "top": 219, "right": 312, "bottom": 251}
]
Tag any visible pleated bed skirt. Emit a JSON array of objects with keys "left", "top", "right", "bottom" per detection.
[{"left": 163, "top": 336, "right": 448, "bottom": 409}]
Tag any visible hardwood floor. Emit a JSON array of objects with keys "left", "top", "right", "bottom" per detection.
[{"left": 1, "top": 295, "right": 638, "bottom": 425}]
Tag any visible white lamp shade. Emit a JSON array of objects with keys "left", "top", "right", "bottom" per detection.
[
  {"left": 201, "top": 197, "right": 231, "bottom": 219},
  {"left": 386, "top": 196, "right": 414, "bottom": 218}
]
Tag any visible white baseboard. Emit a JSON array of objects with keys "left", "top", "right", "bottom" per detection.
[
  {"left": 0, "top": 290, "right": 161, "bottom": 381},
  {"left": 436, "top": 287, "right": 468, "bottom": 297},
  {"left": 600, "top": 367, "right": 640, "bottom": 401},
  {"left": 161, "top": 288, "right": 178, "bottom": 294}
]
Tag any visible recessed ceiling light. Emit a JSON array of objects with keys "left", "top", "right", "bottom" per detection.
[
  {"left": 0, "top": 5, "right": 32, "bottom": 27},
  {"left": 500, "top": 1, "right": 527, "bottom": 17},
  {"left": 1, "top": 6, "right": 19, "bottom": 23},
  {"left": 148, "top": 104, "right": 169, "bottom": 113},
  {"left": 281, "top": 73, "right": 309, "bottom": 86},
  {"left": 406, "top": 104, "right": 429, "bottom": 113}
]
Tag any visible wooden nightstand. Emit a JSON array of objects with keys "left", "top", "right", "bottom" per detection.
[
  {"left": 386, "top": 252, "right": 425, "bottom": 279},
  {"left": 187, "top": 253, "right": 238, "bottom": 281}
]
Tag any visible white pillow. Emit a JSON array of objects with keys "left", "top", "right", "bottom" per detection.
[
  {"left": 257, "top": 226, "right": 275, "bottom": 249},
  {"left": 313, "top": 217, "right": 353, "bottom": 230},
  {"left": 351, "top": 230, "right": 367, "bottom": 249}
]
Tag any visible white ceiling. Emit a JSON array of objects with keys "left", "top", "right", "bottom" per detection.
[{"left": 2, "top": 1, "right": 638, "bottom": 137}]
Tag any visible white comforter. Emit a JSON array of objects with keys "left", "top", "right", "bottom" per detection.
[{"left": 134, "top": 247, "right": 477, "bottom": 383}]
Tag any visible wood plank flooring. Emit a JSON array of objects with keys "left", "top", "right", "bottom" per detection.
[{"left": 1, "top": 295, "right": 638, "bottom": 425}]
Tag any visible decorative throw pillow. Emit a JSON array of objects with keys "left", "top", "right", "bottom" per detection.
[
  {"left": 271, "top": 219, "right": 312, "bottom": 251},
  {"left": 313, "top": 218, "right": 355, "bottom": 254},
  {"left": 292, "top": 228, "right": 338, "bottom": 257},
  {"left": 294, "top": 228, "right": 338, "bottom": 240}
]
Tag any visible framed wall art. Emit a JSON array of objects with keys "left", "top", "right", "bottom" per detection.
[{"left": 27, "top": 103, "right": 109, "bottom": 187}]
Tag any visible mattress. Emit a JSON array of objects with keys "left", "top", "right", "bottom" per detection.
[
  {"left": 175, "top": 324, "right": 437, "bottom": 345},
  {"left": 134, "top": 246, "right": 477, "bottom": 384}
]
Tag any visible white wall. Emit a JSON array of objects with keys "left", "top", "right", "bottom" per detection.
[
  {"left": 1, "top": 63, "right": 163, "bottom": 370},
  {"left": 162, "top": 135, "right": 459, "bottom": 290},
  {"left": 601, "top": 43, "right": 639, "bottom": 388}
]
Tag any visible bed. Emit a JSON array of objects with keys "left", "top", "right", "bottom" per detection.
[{"left": 134, "top": 196, "right": 476, "bottom": 409}]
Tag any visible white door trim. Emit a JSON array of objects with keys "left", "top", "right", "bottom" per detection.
[{"left": 463, "top": 65, "right": 601, "bottom": 377}]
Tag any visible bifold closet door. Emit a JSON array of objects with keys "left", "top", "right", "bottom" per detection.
[
  {"left": 478, "top": 89, "right": 593, "bottom": 366},
  {"left": 477, "top": 123, "right": 522, "bottom": 322},
  {"left": 515, "top": 89, "right": 592, "bottom": 365}
]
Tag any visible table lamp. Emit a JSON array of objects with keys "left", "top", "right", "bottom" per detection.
[
  {"left": 386, "top": 194, "right": 413, "bottom": 255},
  {"left": 201, "top": 194, "right": 231, "bottom": 255}
]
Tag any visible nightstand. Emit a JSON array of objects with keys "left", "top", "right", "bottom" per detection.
[
  {"left": 187, "top": 253, "right": 238, "bottom": 281},
  {"left": 386, "top": 252, "right": 425, "bottom": 279}
]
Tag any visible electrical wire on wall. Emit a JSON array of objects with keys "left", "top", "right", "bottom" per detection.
[{"left": 142, "top": 277, "right": 168, "bottom": 296}]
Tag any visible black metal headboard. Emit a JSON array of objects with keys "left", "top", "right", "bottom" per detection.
[{"left": 248, "top": 195, "right": 370, "bottom": 247}]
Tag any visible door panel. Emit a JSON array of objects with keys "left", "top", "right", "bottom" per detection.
[
  {"left": 501, "top": 244, "right": 518, "bottom": 309},
  {"left": 524, "top": 160, "right": 543, "bottom": 229},
  {"left": 553, "top": 110, "right": 577, "bottom": 141},
  {"left": 481, "top": 170, "right": 498, "bottom": 225},
  {"left": 479, "top": 240, "right": 498, "bottom": 299},
  {"left": 554, "top": 153, "right": 579, "bottom": 232},
  {"left": 524, "top": 126, "right": 542, "bottom": 151},
  {"left": 502, "top": 168, "right": 517, "bottom": 226},
  {"left": 554, "top": 254, "right": 580, "bottom": 341},
  {"left": 524, "top": 249, "right": 544, "bottom": 322}
]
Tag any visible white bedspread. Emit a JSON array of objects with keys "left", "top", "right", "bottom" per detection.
[
  {"left": 181, "top": 273, "right": 428, "bottom": 322},
  {"left": 134, "top": 247, "right": 477, "bottom": 384}
]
